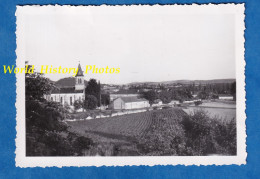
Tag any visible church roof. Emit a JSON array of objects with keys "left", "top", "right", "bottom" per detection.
[
  {"left": 75, "top": 63, "right": 84, "bottom": 77},
  {"left": 55, "top": 77, "right": 87, "bottom": 88},
  {"left": 56, "top": 77, "right": 76, "bottom": 87},
  {"left": 51, "top": 87, "right": 84, "bottom": 94}
]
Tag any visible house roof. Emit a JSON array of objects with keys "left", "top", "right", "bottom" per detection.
[
  {"left": 116, "top": 96, "right": 148, "bottom": 103},
  {"left": 75, "top": 63, "right": 84, "bottom": 77}
]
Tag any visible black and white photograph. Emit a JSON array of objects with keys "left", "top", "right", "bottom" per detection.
[{"left": 15, "top": 4, "right": 246, "bottom": 167}]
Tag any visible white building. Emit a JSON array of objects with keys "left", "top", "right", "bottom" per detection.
[
  {"left": 168, "top": 100, "right": 180, "bottom": 106},
  {"left": 45, "top": 63, "right": 85, "bottom": 107},
  {"left": 152, "top": 99, "right": 163, "bottom": 107},
  {"left": 218, "top": 95, "right": 234, "bottom": 100},
  {"left": 110, "top": 97, "right": 150, "bottom": 110}
]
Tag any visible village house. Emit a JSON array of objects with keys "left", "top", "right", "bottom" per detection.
[
  {"left": 44, "top": 63, "right": 86, "bottom": 107},
  {"left": 110, "top": 96, "right": 150, "bottom": 110}
]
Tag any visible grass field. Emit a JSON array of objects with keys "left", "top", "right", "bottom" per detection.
[
  {"left": 183, "top": 101, "right": 236, "bottom": 121},
  {"left": 183, "top": 107, "right": 236, "bottom": 121}
]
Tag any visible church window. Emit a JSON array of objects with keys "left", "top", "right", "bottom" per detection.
[
  {"left": 60, "top": 97, "right": 63, "bottom": 103},
  {"left": 51, "top": 97, "right": 53, "bottom": 101}
]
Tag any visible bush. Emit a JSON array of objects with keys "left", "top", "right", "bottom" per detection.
[
  {"left": 137, "top": 111, "right": 186, "bottom": 156},
  {"left": 194, "top": 100, "right": 202, "bottom": 106},
  {"left": 182, "top": 109, "right": 236, "bottom": 155},
  {"left": 74, "top": 100, "right": 83, "bottom": 111},
  {"left": 26, "top": 99, "right": 94, "bottom": 156},
  {"left": 84, "top": 95, "right": 98, "bottom": 110},
  {"left": 73, "top": 136, "right": 93, "bottom": 155},
  {"left": 136, "top": 109, "right": 236, "bottom": 156}
]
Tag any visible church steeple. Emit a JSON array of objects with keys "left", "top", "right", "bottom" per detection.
[
  {"left": 75, "top": 63, "right": 85, "bottom": 90},
  {"left": 75, "top": 63, "right": 84, "bottom": 77}
]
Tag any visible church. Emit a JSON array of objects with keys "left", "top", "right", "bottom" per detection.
[{"left": 45, "top": 63, "right": 86, "bottom": 107}]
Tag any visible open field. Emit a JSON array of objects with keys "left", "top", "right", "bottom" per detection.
[
  {"left": 197, "top": 101, "right": 235, "bottom": 108},
  {"left": 183, "top": 101, "right": 236, "bottom": 121},
  {"left": 183, "top": 107, "right": 236, "bottom": 121}
]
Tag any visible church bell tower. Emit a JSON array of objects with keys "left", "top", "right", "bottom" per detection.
[{"left": 75, "top": 63, "right": 85, "bottom": 90}]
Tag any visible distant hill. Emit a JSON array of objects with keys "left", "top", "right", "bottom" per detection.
[{"left": 127, "top": 79, "right": 235, "bottom": 86}]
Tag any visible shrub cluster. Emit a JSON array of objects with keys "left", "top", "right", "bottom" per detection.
[
  {"left": 137, "top": 109, "right": 236, "bottom": 156},
  {"left": 26, "top": 100, "right": 93, "bottom": 156},
  {"left": 182, "top": 110, "right": 236, "bottom": 155}
]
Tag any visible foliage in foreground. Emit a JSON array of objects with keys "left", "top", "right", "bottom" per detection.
[
  {"left": 26, "top": 69, "right": 93, "bottom": 156},
  {"left": 137, "top": 109, "right": 236, "bottom": 156},
  {"left": 137, "top": 111, "right": 186, "bottom": 156},
  {"left": 26, "top": 99, "right": 93, "bottom": 156},
  {"left": 182, "top": 110, "right": 236, "bottom": 155}
]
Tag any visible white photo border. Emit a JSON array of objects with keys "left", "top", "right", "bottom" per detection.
[{"left": 15, "top": 4, "right": 246, "bottom": 167}]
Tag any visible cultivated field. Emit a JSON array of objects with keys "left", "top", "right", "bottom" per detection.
[{"left": 67, "top": 108, "right": 187, "bottom": 145}]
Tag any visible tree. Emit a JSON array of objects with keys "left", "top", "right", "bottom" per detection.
[
  {"left": 26, "top": 67, "right": 55, "bottom": 100},
  {"left": 159, "top": 90, "right": 171, "bottom": 103},
  {"left": 73, "top": 100, "right": 83, "bottom": 111},
  {"left": 182, "top": 109, "right": 236, "bottom": 155},
  {"left": 85, "top": 79, "right": 101, "bottom": 106},
  {"left": 101, "top": 93, "right": 110, "bottom": 106},
  {"left": 141, "top": 90, "right": 157, "bottom": 104},
  {"left": 26, "top": 66, "right": 93, "bottom": 156},
  {"left": 84, "top": 95, "right": 98, "bottom": 110},
  {"left": 197, "top": 91, "right": 209, "bottom": 100},
  {"left": 231, "top": 82, "right": 236, "bottom": 101}
]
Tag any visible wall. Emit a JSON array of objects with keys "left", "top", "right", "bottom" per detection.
[
  {"left": 112, "top": 98, "right": 125, "bottom": 110},
  {"left": 45, "top": 93, "right": 85, "bottom": 106},
  {"left": 125, "top": 101, "right": 150, "bottom": 109}
]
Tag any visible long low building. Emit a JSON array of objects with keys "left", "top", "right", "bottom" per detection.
[
  {"left": 110, "top": 97, "right": 150, "bottom": 110},
  {"left": 110, "top": 93, "right": 140, "bottom": 101}
]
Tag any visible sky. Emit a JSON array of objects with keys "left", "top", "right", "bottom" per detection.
[{"left": 17, "top": 5, "right": 237, "bottom": 84}]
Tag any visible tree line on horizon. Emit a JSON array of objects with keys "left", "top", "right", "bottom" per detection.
[{"left": 140, "top": 82, "right": 236, "bottom": 104}]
